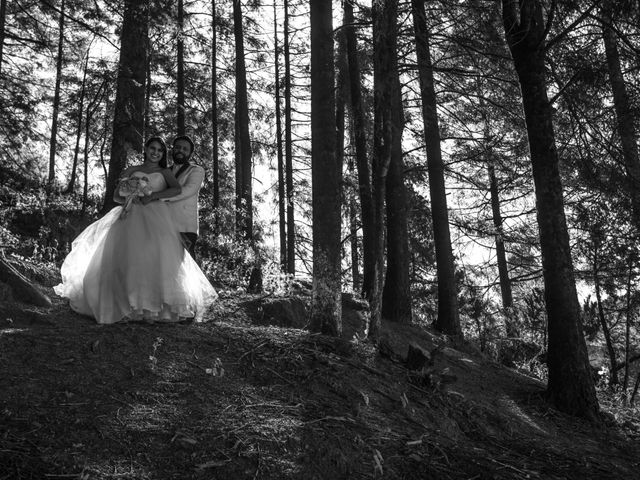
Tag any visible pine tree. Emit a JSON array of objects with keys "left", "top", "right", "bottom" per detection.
[
  {"left": 501, "top": 0, "right": 599, "bottom": 420},
  {"left": 102, "top": 0, "right": 149, "bottom": 213},
  {"left": 309, "top": 0, "right": 341, "bottom": 336}
]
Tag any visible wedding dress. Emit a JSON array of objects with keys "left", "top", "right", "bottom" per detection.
[{"left": 54, "top": 171, "right": 217, "bottom": 324}]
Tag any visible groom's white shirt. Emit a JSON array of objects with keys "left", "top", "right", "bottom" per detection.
[{"left": 165, "top": 163, "right": 205, "bottom": 235}]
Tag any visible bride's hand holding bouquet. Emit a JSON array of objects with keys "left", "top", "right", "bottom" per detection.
[{"left": 117, "top": 176, "right": 154, "bottom": 219}]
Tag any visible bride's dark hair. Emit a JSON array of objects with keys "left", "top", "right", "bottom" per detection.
[{"left": 144, "top": 136, "right": 168, "bottom": 168}]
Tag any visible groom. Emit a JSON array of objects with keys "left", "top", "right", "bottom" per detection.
[{"left": 165, "top": 135, "right": 205, "bottom": 260}]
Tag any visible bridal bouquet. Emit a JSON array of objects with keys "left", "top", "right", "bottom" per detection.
[{"left": 118, "top": 176, "right": 153, "bottom": 219}]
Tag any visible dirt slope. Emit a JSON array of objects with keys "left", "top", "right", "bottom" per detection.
[{"left": 1, "top": 291, "right": 639, "bottom": 480}]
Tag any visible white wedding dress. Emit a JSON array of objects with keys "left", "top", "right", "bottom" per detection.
[{"left": 54, "top": 171, "right": 217, "bottom": 324}]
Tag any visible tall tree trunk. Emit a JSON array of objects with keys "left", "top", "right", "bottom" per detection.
[
  {"left": 274, "top": 0, "right": 286, "bottom": 271},
  {"left": 0, "top": 0, "right": 8, "bottom": 76},
  {"left": 411, "top": 0, "right": 460, "bottom": 337},
  {"left": 481, "top": 100, "right": 513, "bottom": 318},
  {"left": 335, "top": 26, "right": 349, "bottom": 289},
  {"left": 143, "top": 47, "right": 151, "bottom": 139},
  {"left": 48, "top": 0, "right": 66, "bottom": 190},
  {"left": 309, "top": 0, "right": 341, "bottom": 336},
  {"left": 102, "top": 0, "right": 149, "bottom": 213},
  {"left": 81, "top": 80, "right": 106, "bottom": 214},
  {"left": 349, "top": 157, "right": 360, "bottom": 290},
  {"left": 601, "top": 6, "right": 640, "bottom": 230},
  {"left": 593, "top": 243, "right": 618, "bottom": 387},
  {"left": 631, "top": 373, "right": 640, "bottom": 405},
  {"left": 233, "top": 0, "right": 253, "bottom": 239},
  {"left": 284, "top": 0, "right": 295, "bottom": 274},
  {"left": 177, "top": 0, "right": 186, "bottom": 135},
  {"left": 369, "top": 0, "right": 398, "bottom": 339},
  {"left": 336, "top": 24, "right": 347, "bottom": 188},
  {"left": 99, "top": 97, "right": 110, "bottom": 183},
  {"left": 382, "top": 55, "right": 412, "bottom": 324},
  {"left": 487, "top": 159, "right": 513, "bottom": 313},
  {"left": 501, "top": 0, "right": 599, "bottom": 421},
  {"left": 65, "top": 50, "right": 89, "bottom": 195},
  {"left": 81, "top": 102, "right": 93, "bottom": 216},
  {"left": 212, "top": 0, "right": 220, "bottom": 214},
  {"left": 624, "top": 255, "right": 634, "bottom": 393},
  {"left": 344, "top": 0, "right": 374, "bottom": 300}
]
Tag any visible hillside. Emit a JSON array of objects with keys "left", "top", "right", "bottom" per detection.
[{"left": 1, "top": 267, "right": 639, "bottom": 479}]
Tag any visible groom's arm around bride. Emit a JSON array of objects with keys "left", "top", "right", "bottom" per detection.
[{"left": 164, "top": 135, "right": 205, "bottom": 261}]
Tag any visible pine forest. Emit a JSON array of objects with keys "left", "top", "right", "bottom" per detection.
[{"left": 1, "top": 0, "right": 640, "bottom": 478}]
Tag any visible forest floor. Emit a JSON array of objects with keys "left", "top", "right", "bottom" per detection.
[{"left": 1, "top": 266, "right": 640, "bottom": 479}]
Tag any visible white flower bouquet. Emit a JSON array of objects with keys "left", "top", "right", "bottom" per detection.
[{"left": 118, "top": 176, "right": 153, "bottom": 219}]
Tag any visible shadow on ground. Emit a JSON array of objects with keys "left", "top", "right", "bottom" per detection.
[{"left": 1, "top": 290, "right": 639, "bottom": 480}]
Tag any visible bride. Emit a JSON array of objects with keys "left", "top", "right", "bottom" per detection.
[{"left": 54, "top": 136, "right": 217, "bottom": 324}]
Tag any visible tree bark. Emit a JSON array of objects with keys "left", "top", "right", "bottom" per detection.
[
  {"left": 0, "top": 0, "right": 6, "bottom": 76},
  {"left": 102, "top": 0, "right": 149, "bottom": 213},
  {"left": 601, "top": 6, "right": 640, "bottom": 231},
  {"left": 381, "top": 42, "right": 411, "bottom": 324},
  {"left": 211, "top": 0, "right": 220, "bottom": 214},
  {"left": 284, "top": 0, "right": 295, "bottom": 274},
  {"left": 501, "top": 0, "right": 599, "bottom": 421},
  {"left": 411, "top": 0, "right": 461, "bottom": 337},
  {"left": 177, "top": 0, "right": 186, "bottom": 136},
  {"left": 336, "top": 24, "right": 347, "bottom": 189},
  {"left": 233, "top": 0, "right": 253, "bottom": 239},
  {"left": 487, "top": 159, "right": 513, "bottom": 314},
  {"left": 344, "top": 0, "right": 374, "bottom": 300},
  {"left": 48, "top": 0, "right": 65, "bottom": 190},
  {"left": 143, "top": 45, "right": 151, "bottom": 139},
  {"left": 81, "top": 98, "right": 92, "bottom": 215},
  {"left": 309, "top": 0, "right": 341, "bottom": 337},
  {"left": 369, "top": 0, "right": 398, "bottom": 339},
  {"left": 484, "top": 130, "right": 518, "bottom": 336},
  {"left": 349, "top": 158, "right": 360, "bottom": 290},
  {"left": 273, "top": 0, "right": 286, "bottom": 271},
  {"left": 624, "top": 256, "right": 634, "bottom": 392}
]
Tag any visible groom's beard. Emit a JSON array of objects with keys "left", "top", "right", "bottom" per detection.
[{"left": 172, "top": 153, "right": 190, "bottom": 165}]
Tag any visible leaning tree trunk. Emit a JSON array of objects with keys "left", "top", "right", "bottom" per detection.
[
  {"left": 369, "top": 0, "right": 398, "bottom": 340},
  {"left": 284, "top": 0, "right": 295, "bottom": 274},
  {"left": 601, "top": 6, "right": 640, "bottom": 231},
  {"left": 273, "top": 0, "right": 286, "bottom": 270},
  {"left": 344, "top": 0, "right": 374, "bottom": 300},
  {"left": 502, "top": 0, "right": 599, "bottom": 421},
  {"left": 233, "top": 0, "right": 253, "bottom": 239},
  {"left": 0, "top": 255, "right": 52, "bottom": 307},
  {"left": 48, "top": 0, "right": 65, "bottom": 191},
  {"left": 411, "top": 0, "right": 461, "bottom": 337},
  {"left": 102, "top": 0, "right": 149, "bottom": 213},
  {"left": 382, "top": 49, "right": 412, "bottom": 324},
  {"left": 309, "top": 0, "right": 341, "bottom": 336}
]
